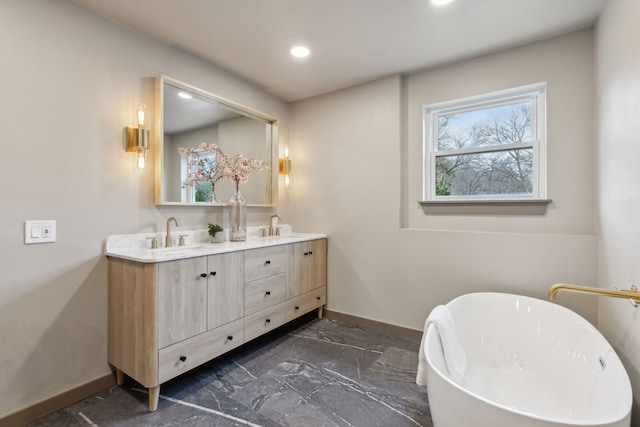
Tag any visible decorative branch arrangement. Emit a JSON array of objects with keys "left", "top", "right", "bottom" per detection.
[
  {"left": 178, "top": 143, "right": 268, "bottom": 203},
  {"left": 178, "top": 143, "right": 226, "bottom": 189}
]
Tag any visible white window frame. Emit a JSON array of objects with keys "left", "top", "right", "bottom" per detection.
[{"left": 423, "top": 83, "right": 547, "bottom": 202}]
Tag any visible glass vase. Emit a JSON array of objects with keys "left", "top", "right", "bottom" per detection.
[
  {"left": 207, "top": 182, "right": 220, "bottom": 204},
  {"left": 229, "top": 180, "right": 246, "bottom": 241}
]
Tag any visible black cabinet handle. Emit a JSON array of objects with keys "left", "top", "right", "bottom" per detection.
[
  {"left": 265, "top": 291, "right": 271, "bottom": 296},
  {"left": 265, "top": 260, "right": 271, "bottom": 264},
  {"left": 179, "top": 356, "right": 187, "bottom": 362},
  {"left": 227, "top": 335, "right": 233, "bottom": 341},
  {"left": 309, "top": 251, "right": 313, "bottom": 255},
  {"left": 265, "top": 318, "right": 271, "bottom": 324},
  {"left": 200, "top": 273, "right": 207, "bottom": 278},
  {"left": 295, "top": 306, "right": 300, "bottom": 310},
  {"left": 316, "top": 296, "right": 321, "bottom": 301},
  {"left": 304, "top": 252, "right": 309, "bottom": 256},
  {"left": 210, "top": 271, "right": 216, "bottom": 276}
]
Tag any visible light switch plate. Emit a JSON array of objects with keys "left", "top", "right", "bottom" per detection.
[{"left": 25, "top": 220, "right": 56, "bottom": 244}]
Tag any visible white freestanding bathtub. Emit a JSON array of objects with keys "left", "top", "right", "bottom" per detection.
[{"left": 424, "top": 293, "right": 632, "bottom": 427}]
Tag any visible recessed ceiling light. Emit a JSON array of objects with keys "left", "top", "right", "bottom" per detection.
[
  {"left": 431, "top": 0, "right": 454, "bottom": 5},
  {"left": 290, "top": 46, "right": 310, "bottom": 58}
]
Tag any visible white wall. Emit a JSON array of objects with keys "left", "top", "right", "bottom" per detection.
[
  {"left": 0, "top": 0, "right": 287, "bottom": 418},
  {"left": 290, "top": 30, "right": 597, "bottom": 333},
  {"left": 596, "top": 0, "right": 640, "bottom": 422}
]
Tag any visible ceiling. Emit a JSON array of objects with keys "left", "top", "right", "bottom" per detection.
[{"left": 70, "top": 0, "right": 607, "bottom": 102}]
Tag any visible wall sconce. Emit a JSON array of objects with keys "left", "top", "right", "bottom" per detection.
[
  {"left": 126, "top": 104, "right": 149, "bottom": 171},
  {"left": 279, "top": 147, "right": 292, "bottom": 186}
]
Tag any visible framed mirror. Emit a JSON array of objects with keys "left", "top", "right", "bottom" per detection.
[{"left": 154, "top": 75, "right": 278, "bottom": 206}]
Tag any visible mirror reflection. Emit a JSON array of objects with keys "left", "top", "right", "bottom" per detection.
[{"left": 156, "top": 76, "right": 278, "bottom": 206}]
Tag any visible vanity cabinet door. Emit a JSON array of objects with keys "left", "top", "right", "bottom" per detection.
[
  {"left": 287, "top": 239, "right": 327, "bottom": 298},
  {"left": 286, "top": 242, "right": 306, "bottom": 298},
  {"left": 307, "top": 239, "right": 327, "bottom": 291},
  {"left": 207, "top": 252, "right": 244, "bottom": 329},
  {"left": 158, "top": 257, "right": 208, "bottom": 348}
]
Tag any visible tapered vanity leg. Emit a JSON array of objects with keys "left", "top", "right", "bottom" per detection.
[
  {"left": 318, "top": 305, "right": 324, "bottom": 319},
  {"left": 115, "top": 368, "right": 125, "bottom": 386},
  {"left": 149, "top": 386, "right": 160, "bottom": 412}
]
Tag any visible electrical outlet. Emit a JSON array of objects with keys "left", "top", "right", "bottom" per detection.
[{"left": 25, "top": 220, "right": 56, "bottom": 244}]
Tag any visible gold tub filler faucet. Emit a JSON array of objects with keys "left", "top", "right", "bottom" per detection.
[{"left": 549, "top": 283, "right": 640, "bottom": 308}]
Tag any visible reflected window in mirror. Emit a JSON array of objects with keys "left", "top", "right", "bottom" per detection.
[{"left": 180, "top": 149, "right": 219, "bottom": 203}]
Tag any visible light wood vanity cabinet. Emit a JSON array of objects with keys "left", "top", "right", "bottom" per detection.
[{"left": 108, "top": 238, "right": 326, "bottom": 412}]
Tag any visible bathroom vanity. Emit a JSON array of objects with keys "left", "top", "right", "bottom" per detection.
[{"left": 106, "top": 231, "right": 326, "bottom": 412}]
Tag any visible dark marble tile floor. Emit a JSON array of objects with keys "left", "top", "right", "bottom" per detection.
[{"left": 28, "top": 314, "right": 432, "bottom": 426}]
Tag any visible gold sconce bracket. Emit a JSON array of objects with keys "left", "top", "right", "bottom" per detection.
[
  {"left": 279, "top": 158, "right": 291, "bottom": 174},
  {"left": 279, "top": 148, "right": 291, "bottom": 186},
  {"left": 126, "top": 127, "right": 149, "bottom": 152}
]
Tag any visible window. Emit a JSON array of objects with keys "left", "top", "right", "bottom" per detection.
[{"left": 423, "top": 83, "right": 546, "bottom": 202}]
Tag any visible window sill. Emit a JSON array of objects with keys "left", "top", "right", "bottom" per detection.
[{"left": 418, "top": 199, "right": 552, "bottom": 215}]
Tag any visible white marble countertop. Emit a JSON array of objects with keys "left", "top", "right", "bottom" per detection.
[{"left": 106, "top": 226, "right": 326, "bottom": 263}]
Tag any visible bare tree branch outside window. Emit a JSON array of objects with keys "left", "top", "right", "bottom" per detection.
[{"left": 435, "top": 102, "right": 534, "bottom": 196}]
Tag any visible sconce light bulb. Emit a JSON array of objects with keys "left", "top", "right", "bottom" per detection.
[
  {"left": 137, "top": 150, "right": 146, "bottom": 171},
  {"left": 137, "top": 104, "right": 146, "bottom": 128},
  {"left": 284, "top": 147, "right": 289, "bottom": 158},
  {"left": 285, "top": 174, "right": 290, "bottom": 187}
]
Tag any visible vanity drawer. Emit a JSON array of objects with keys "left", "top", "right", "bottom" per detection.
[
  {"left": 245, "top": 273, "right": 286, "bottom": 315},
  {"left": 158, "top": 318, "right": 244, "bottom": 384},
  {"left": 287, "top": 286, "right": 326, "bottom": 321},
  {"left": 244, "top": 245, "right": 287, "bottom": 282},
  {"left": 244, "top": 302, "right": 287, "bottom": 342}
]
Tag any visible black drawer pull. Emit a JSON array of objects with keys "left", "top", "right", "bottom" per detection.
[
  {"left": 309, "top": 251, "right": 313, "bottom": 255},
  {"left": 265, "top": 260, "right": 271, "bottom": 264},
  {"left": 200, "top": 273, "right": 207, "bottom": 278},
  {"left": 179, "top": 356, "right": 187, "bottom": 362},
  {"left": 265, "top": 291, "right": 271, "bottom": 296},
  {"left": 227, "top": 335, "right": 233, "bottom": 341},
  {"left": 210, "top": 271, "right": 216, "bottom": 276},
  {"left": 295, "top": 306, "right": 300, "bottom": 310},
  {"left": 316, "top": 296, "right": 321, "bottom": 301},
  {"left": 304, "top": 252, "right": 309, "bottom": 256},
  {"left": 265, "top": 318, "right": 271, "bottom": 324}
]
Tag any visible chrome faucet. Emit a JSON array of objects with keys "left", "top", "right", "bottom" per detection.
[
  {"left": 268, "top": 214, "right": 281, "bottom": 236},
  {"left": 165, "top": 217, "right": 180, "bottom": 247}
]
